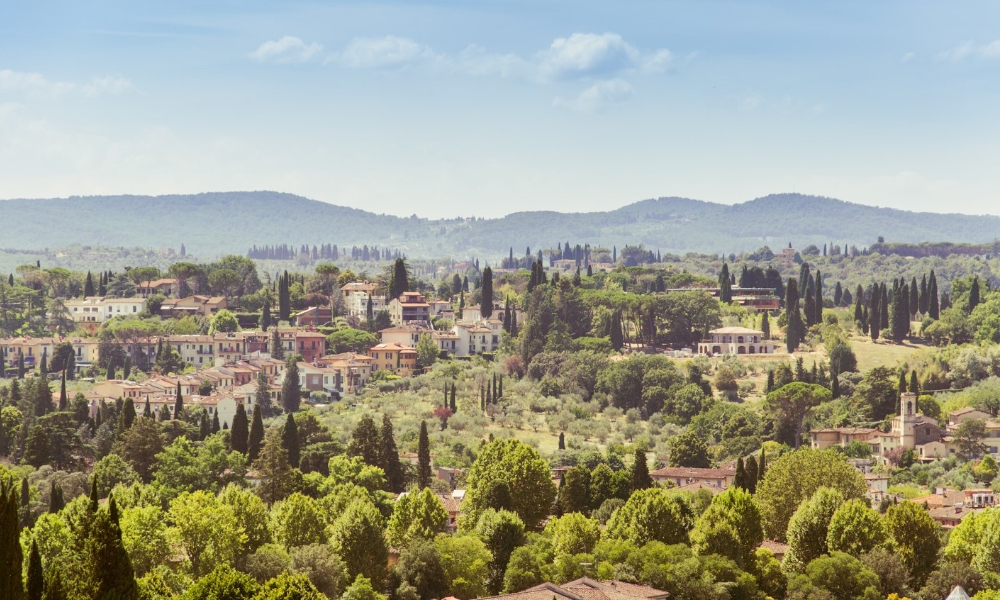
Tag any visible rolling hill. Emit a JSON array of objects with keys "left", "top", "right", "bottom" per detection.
[{"left": 2, "top": 191, "right": 999, "bottom": 260}]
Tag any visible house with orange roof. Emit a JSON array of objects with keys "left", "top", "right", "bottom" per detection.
[{"left": 368, "top": 343, "right": 418, "bottom": 376}]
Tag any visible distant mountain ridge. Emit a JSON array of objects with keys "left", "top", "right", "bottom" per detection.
[{"left": 2, "top": 191, "right": 998, "bottom": 259}]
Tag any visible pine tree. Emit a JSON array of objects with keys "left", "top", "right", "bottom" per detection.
[
  {"left": 173, "top": 382, "right": 183, "bottom": 420},
  {"left": 282, "top": 413, "right": 300, "bottom": 468},
  {"left": 630, "top": 448, "right": 652, "bottom": 491},
  {"left": 481, "top": 267, "right": 494, "bottom": 318},
  {"left": 26, "top": 539, "right": 42, "bottom": 600},
  {"left": 281, "top": 357, "right": 301, "bottom": 413},
  {"left": 248, "top": 406, "right": 264, "bottom": 463},
  {"left": 231, "top": 404, "right": 249, "bottom": 454},
  {"left": 417, "top": 421, "right": 432, "bottom": 489},
  {"left": 379, "top": 414, "right": 404, "bottom": 493}
]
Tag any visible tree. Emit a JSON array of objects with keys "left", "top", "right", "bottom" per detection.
[
  {"left": 474, "top": 509, "right": 525, "bottom": 594},
  {"left": 208, "top": 309, "right": 239, "bottom": 334},
  {"left": 386, "top": 488, "right": 448, "bottom": 548},
  {"left": 785, "top": 277, "right": 801, "bottom": 353},
  {"left": 559, "top": 465, "right": 591, "bottom": 514},
  {"left": 826, "top": 498, "right": 888, "bottom": 557},
  {"left": 112, "top": 417, "right": 164, "bottom": 483},
  {"left": 883, "top": 501, "right": 941, "bottom": 587},
  {"left": 270, "top": 329, "right": 284, "bottom": 360},
  {"left": 435, "top": 534, "right": 490, "bottom": 599},
  {"left": 341, "top": 575, "right": 387, "bottom": 600},
  {"left": 0, "top": 480, "right": 22, "bottom": 600},
  {"left": 462, "top": 438, "right": 557, "bottom": 531},
  {"left": 388, "top": 259, "right": 410, "bottom": 300},
  {"left": 393, "top": 538, "right": 448, "bottom": 600},
  {"left": 756, "top": 449, "right": 866, "bottom": 541},
  {"left": 347, "top": 416, "right": 380, "bottom": 467},
  {"left": 282, "top": 413, "right": 300, "bottom": 468},
  {"left": 955, "top": 419, "right": 988, "bottom": 459},
  {"left": 766, "top": 382, "right": 832, "bottom": 448},
  {"left": 179, "top": 565, "right": 260, "bottom": 600},
  {"left": 690, "top": 486, "right": 763, "bottom": 569},
  {"left": 253, "top": 372, "right": 274, "bottom": 420},
  {"left": 786, "top": 551, "right": 881, "bottom": 600},
  {"left": 89, "top": 495, "right": 140, "bottom": 600},
  {"left": 173, "top": 382, "right": 184, "bottom": 420},
  {"left": 326, "top": 329, "right": 378, "bottom": 355},
  {"left": 26, "top": 539, "right": 42, "bottom": 600},
  {"left": 761, "top": 311, "right": 770, "bottom": 338},
  {"left": 261, "top": 302, "right": 272, "bottom": 332},
  {"left": 230, "top": 404, "right": 249, "bottom": 455},
  {"left": 281, "top": 357, "right": 301, "bottom": 413},
  {"left": 379, "top": 415, "right": 404, "bottom": 493},
  {"left": 668, "top": 431, "right": 710, "bottom": 468},
  {"left": 330, "top": 499, "right": 389, "bottom": 588},
  {"left": 416, "top": 334, "right": 438, "bottom": 368},
  {"left": 254, "top": 428, "right": 299, "bottom": 505},
  {"left": 272, "top": 493, "right": 328, "bottom": 549},
  {"left": 719, "top": 263, "right": 732, "bottom": 303},
  {"left": 254, "top": 572, "right": 324, "bottom": 600},
  {"left": 481, "top": 267, "right": 494, "bottom": 318},
  {"left": 168, "top": 490, "right": 242, "bottom": 577},
  {"left": 784, "top": 487, "right": 844, "bottom": 572},
  {"left": 545, "top": 512, "right": 601, "bottom": 555},
  {"left": 417, "top": 421, "right": 432, "bottom": 490},
  {"left": 604, "top": 487, "right": 693, "bottom": 546}
]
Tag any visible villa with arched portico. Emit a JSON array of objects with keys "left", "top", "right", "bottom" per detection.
[{"left": 696, "top": 327, "right": 778, "bottom": 356}]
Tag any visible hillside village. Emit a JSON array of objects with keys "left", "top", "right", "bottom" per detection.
[{"left": 4, "top": 243, "right": 1000, "bottom": 600}]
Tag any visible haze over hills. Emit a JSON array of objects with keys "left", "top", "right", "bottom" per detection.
[{"left": 2, "top": 191, "right": 999, "bottom": 260}]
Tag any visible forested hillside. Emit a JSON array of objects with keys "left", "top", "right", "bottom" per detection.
[{"left": 2, "top": 191, "right": 1000, "bottom": 258}]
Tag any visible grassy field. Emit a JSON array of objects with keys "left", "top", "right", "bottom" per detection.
[{"left": 848, "top": 329, "right": 933, "bottom": 372}]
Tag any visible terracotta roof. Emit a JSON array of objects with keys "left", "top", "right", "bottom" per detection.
[
  {"left": 650, "top": 466, "right": 735, "bottom": 479},
  {"left": 708, "top": 327, "right": 764, "bottom": 335},
  {"left": 478, "top": 578, "right": 667, "bottom": 600}
]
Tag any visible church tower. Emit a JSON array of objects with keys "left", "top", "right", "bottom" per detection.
[{"left": 900, "top": 391, "right": 918, "bottom": 449}]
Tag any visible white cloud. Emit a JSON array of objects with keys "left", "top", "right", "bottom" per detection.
[
  {"left": 554, "top": 79, "right": 634, "bottom": 112},
  {"left": 935, "top": 40, "right": 1000, "bottom": 62},
  {"left": 981, "top": 40, "right": 1000, "bottom": 58},
  {"left": 0, "top": 69, "right": 132, "bottom": 97},
  {"left": 937, "top": 40, "right": 975, "bottom": 62},
  {"left": 900, "top": 52, "right": 915, "bottom": 63},
  {"left": 250, "top": 36, "right": 322, "bottom": 63},
  {"left": 330, "top": 36, "right": 437, "bottom": 69},
  {"left": 535, "top": 33, "right": 671, "bottom": 80}
]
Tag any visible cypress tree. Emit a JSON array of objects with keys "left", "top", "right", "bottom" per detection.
[
  {"left": 282, "top": 413, "right": 300, "bottom": 468},
  {"left": 610, "top": 310, "right": 623, "bottom": 351},
  {"left": 558, "top": 432, "right": 565, "bottom": 450},
  {"left": 198, "top": 412, "right": 210, "bottom": 440},
  {"left": 498, "top": 375, "right": 503, "bottom": 398},
  {"left": 834, "top": 281, "right": 843, "bottom": 306},
  {"left": 40, "top": 349, "right": 47, "bottom": 375},
  {"left": 862, "top": 306, "right": 869, "bottom": 335},
  {"left": 90, "top": 494, "right": 139, "bottom": 600},
  {"left": 0, "top": 480, "right": 25, "bottom": 600},
  {"left": 26, "top": 539, "right": 42, "bottom": 600},
  {"left": 760, "top": 311, "right": 770, "bottom": 339},
  {"left": 379, "top": 414, "right": 404, "bottom": 493},
  {"left": 854, "top": 296, "right": 863, "bottom": 323},
  {"left": 880, "top": 284, "right": 889, "bottom": 330},
  {"left": 481, "top": 267, "right": 494, "bottom": 318},
  {"left": 281, "top": 357, "right": 301, "bottom": 413},
  {"left": 173, "top": 382, "right": 184, "bottom": 420},
  {"left": 449, "top": 383, "right": 457, "bottom": 412},
  {"left": 814, "top": 270, "right": 823, "bottom": 323},
  {"left": 417, "top": 421, "right": 432, "bottom": 489},
  {"left": 84, "top": 271, "right": 95, "bottom": 297},
  {"left": 230, "top": 404, "right": 249, "bottom": 454},
  {"left": 744, "top": 456, "right": 759, "bottom": 494},
  {"left": 270, "top": 328, "right": 284, "bottom": 360},
  {"left": 766, "top": 370, "right": 775, "bottom": 394},
  {"left": 970, "top": 276, "right": 981, "bottom": 312},
  {"left": 248, "top": 406, "right": 264, "bottom": 463},
  {"left": 58, "top": 371, "right": 67, "bottom": 411},
  {"left": 211, "top": 411, "right": 220, "bottom": 434},
  {"left": 757, "top": 449, "right": 767, "bottom": 483},
  {"left": 785, "top": 277, "right": 800, "bottom": 353},
  {"left": 719, "top": 263, "right": 732, "bottom": 303},
  {"left": 804, "top": 287, "right": 815, "bottom": 327},
  {"left": 261, "top": 302, "right": 272, "bottom": 332},
  {"left": 920, "top": 274, "right": 929, "bottom": 314},
  {"left": 734, "top": 457, "right": 747, "bottom": 490},
  {"left": 831, "top": 366, "right": 840, "bottom": 398},
  {"left": 158, "top": 404, "right": 171, "bottom": 422},
  {"left": 18, "top": 353, "right": 25, "bottom": 379},
  {"left": 870, "top": 285, "right": 881, "bottom": 341},
  {"left": 65, "top": 354, "right": 74, "bottom": 381},
  {"left": 910, "top": 277, "right": 919, "bottom": 318},
  {"left": 89, "top": 475, "right": 99, "bottom": 512},
  {"left": 630, "top": 448, "right": 652, "bottom": 491},
  {"left": 0, "top": 356, "right": 4, "bottom": 379},
  {"left": 898, "top": 370, "right": 908, "bottom": 397},
  {"left": 910, "top": 370, "right": 920, "bottom": 395}
]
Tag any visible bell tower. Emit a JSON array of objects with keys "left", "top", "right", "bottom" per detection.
[{"left": 900, "top": 392, "right": 917, "bottom": 449}]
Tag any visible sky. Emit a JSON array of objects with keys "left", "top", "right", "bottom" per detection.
[{"left": 1, "top": 0, "right": 999, "bottom": 218}]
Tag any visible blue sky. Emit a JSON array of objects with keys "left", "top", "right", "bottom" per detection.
[{"left": 1, "top": 0, "right": 999, "bottom": 218}]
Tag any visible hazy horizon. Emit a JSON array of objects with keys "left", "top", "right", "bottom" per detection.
[{"left": 3, "top": 1, "right": 1000, "bottom": 218}]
